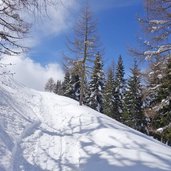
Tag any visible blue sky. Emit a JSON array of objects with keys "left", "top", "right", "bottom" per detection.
[
  {"left": 6, "top": 0, "right": 145, "bottom": 90},
  {"left": 28, "top": 0, "right": 144, "bottom": 71}
]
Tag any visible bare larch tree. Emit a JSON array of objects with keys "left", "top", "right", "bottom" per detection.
[
  {"left": 65, "top": 4, "right": 99, "bottom": 105},
  {"left": 0, "top": 0, "right": 53, "bottom": 56}
]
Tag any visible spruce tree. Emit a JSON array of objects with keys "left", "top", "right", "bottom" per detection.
[
  {"left": 63, "top": 71, "right": 72, "bottom": 97},
  {"left": 88, "top": 52, "right": 104, "bottom": 112},
  {"left": 44, "top": 78, "right": 56, "bottom": 92},
  {"left": 144, "top": 57, "right": 166, "bottom": 136},
  {"left": 130, "top": 0, "right": 171, "bottom": 145},
  {"left": 54, "top": 81, "right": 63, "bottom": 95},
  {"left": 113, "top": 56, "right": 125, "bottom": 122},
  {"left": 123, "top": 61, "right": 146, "bottom": 133},
  {"left": 70, "top": 73, "right": 80, "bottom": 101},
  {"left": 103, "top": 64, "right": 115, "bottom": 117},
  {"left": 62, "top": 69, "right": 80, "bottom": 101},
  {"left": 151, "top": 57, "right": 171, "bottom": 145}
]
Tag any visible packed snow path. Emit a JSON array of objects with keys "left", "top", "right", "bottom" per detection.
[{"left": 0, "top": 78, "right": 171, "bottom": 171}]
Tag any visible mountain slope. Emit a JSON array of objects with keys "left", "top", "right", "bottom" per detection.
[{"left": 0, "top": 77, "right": 171, "bottom": 171}]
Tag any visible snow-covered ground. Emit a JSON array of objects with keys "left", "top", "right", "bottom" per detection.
[{"left": 0, "top": 77, "right": 171, "bottom": 171}]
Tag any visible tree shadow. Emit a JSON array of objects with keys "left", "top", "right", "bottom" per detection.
[
  {"left": 0, "top": 88, "right": 47, "bottom": 171},
  {"left": 1, "top": 85, "right": 171, "bottom": 171},
  {"left": 34, "top": 109, "right": 171, "bottom": 171}
]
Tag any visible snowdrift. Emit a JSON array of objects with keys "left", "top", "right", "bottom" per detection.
[{"left": 0, "top": 77, "right": 171, "bottom": 171}]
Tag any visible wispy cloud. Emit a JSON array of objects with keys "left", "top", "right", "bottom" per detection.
[
  {"left": 0, "top": 0, "right": 81, "bottom": 90},
  {"left": 21, "top": 0, "right": 79, "bottom": 48},
  {"left": 33, "top": 0, "right": 79, "bottom": 36}
]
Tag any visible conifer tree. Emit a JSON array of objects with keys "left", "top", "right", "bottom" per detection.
[
  {"left": 123, "top": 61, "right": 146, "bottom": 133},
  {"left": 144, "top": 56, "right": 166, "bottom": 134},
  {"left": 103, "top": 63, "right": 115, "bottom": 117},
  {"left": 62, "top": 68, "right": 80, "bottom": 101},
  {"left": 130, "top": 0, "right": 171, "bottom": 145},
  {"left": 88, "top": 52, "right": 104, "bottom": 112},
  {"left": 70, "top": 73, "right": 80, "bottom": 101},
  {"left": 44, "top": 78, "right": 56, "bottom": 92},
  {"left": 150, "top": 57, "right": 171, "bottom": 145},
  {"left": 144, "top": 57, "right": 164, "bottom": 115},
  {"left": 113, "top": 56, "right": 125, "bottom": 122},
  {"left": 54, "top": 81, "right": 63, "bottom": 95},
  {"left": 63, "top": 71, "right": 72, "bottom": 97}
]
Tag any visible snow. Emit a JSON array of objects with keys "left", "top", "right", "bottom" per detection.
[
  {"left": 144, "top": 51, "right": 157, "bottom": 60},
  {"left": 144, "top": 40, "right": 150, "bottom": 45},
  {"left": 0, "top": 77, "right": 171, "bottom": 171},
  {"left": 149, "top": 20, "right": 168, "bottom": 25},
  {"left": 157, "top": 74, "right": 163, "bottom": 80},
  {"left": 156, "top": 128, "right": 164, "bottom": 134},
  {"left": 158, "top": 45, "right": 171, "bottom": 53},
  {"left": 156, "top": 123, "right": 171, "bottom": 134},
  {"left": 151, "top": 26, "right": 159, "bottom": 33},
  {"left": 144, "top": 44, "right": 171, "bottom": 60}
]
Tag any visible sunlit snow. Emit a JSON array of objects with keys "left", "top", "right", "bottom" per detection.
[{"left": 0, "top": 77, "right": 171, "bottom": 171}]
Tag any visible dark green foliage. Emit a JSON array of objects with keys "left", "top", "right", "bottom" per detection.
[
  {"left": 62, "top": 71, "right": 80, "bottom": 101},
  {"left": 151, "top": 57, "right": 171, "bottom": 145},
  {"left": 123, "top": 61, "right": 146, "bottom": 133},
  {"left": 69, "top": 73, "right": 80, "bottom": 101},
  {"left": 103, "top": 64, "right": 115, "bottom": 117},
  {"left": 63, "top": 71, "right": 72, "bottom": 97},
  {"left": 113, "top": 56, "right": 125, "bottom": 121},
  {"left": 54, "top": 81, "right": 63, "bottom": 95},
  {"left": 44, "top": 78, "right": 55, "bottom": 92},
  {"left": 88, "top": 52, "right": 104, "bottom": 112}
]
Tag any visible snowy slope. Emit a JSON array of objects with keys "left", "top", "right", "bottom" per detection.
[{"left": 0, "top": 77, "right": 171, "bottom": 171}]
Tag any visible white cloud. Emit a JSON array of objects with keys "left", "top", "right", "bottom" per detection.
[
  {"left": 0, "top": 1, "right": 80, "bottom": 90},
  {"left": 33, "top": 0, "right": 78, "bottom": 35},
  {"left": 21, "top": 0, "right": 79, "bottom": 48},
  {"left": 1, "top": 55, "right": 64, "bottom": 91}
]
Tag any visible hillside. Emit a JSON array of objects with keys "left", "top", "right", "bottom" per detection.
[{"left": 0, "top": 77, "right": 171, "bottom": 171}]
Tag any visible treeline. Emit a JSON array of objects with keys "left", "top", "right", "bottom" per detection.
[
  {"left": 44, "top": 54, "right": 171, "bottom": 146},
  {"left": 45, "top": 0, "right": 171, "bottom": 146}
]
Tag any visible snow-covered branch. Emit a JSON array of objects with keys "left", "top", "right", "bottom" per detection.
[
  {"left": 144, "top": 44, "right": 171, "bottom": 60},
  {"left": 156, "top": 123, "right": 171, "bottom": 133}
]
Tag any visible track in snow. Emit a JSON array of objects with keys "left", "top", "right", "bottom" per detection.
[{"left": 0, "top": 79, "right": 171, "bottom": 171}]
